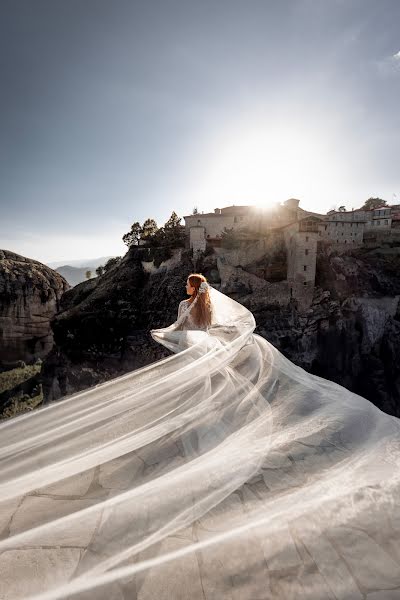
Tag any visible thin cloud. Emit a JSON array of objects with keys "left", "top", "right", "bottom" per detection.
[{"left": 374, "top": 50, "right": 400, "bottom": 77}]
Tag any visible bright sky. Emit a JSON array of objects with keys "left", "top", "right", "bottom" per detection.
[{"left": 0, "top": 0, "right": 399, "bottom": 263}]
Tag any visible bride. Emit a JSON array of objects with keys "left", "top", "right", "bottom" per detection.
[{"left": 0, "top": 273, "right": 400, "bottom": 600}]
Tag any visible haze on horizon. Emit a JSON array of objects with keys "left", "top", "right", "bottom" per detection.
[{"left": 0, "top": 0, "right": 399, "bottom": 264}]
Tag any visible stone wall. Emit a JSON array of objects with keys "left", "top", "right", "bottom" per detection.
[
  {"left": 214, "top": 234, "right": 285, "bottom": 267},
  {"left": 319, "top": 220, "right": 364, "bottom": 245},
  {"left": 188, "top": 225, "right": 206, "bottom": 247},
  {"left": 216, "top": 257, "right": 291, "bottom": 307},
  {"left": 283, "top": 224, "right": 318, "bottom": 309},
  {"left": 185, "top": 214, "right": 248, "bottom": 238},
  {"left": 318, "top": 240, "right": 363, "bottom": 256},
  {"left": 141, "top": 248, "right": 184, "bottom": 274}
]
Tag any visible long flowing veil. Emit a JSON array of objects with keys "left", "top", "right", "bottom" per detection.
[{"left": 1, "top": 285, "right": 400, "bottom": 599}]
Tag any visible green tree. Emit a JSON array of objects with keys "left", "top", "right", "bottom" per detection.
[
  {"left": 123, "top": 212, "right": 186, "bottom": 250},
  {"left": 360, "top": 197, "right": 387, "bottom": 210},
  {"left": 192, "top": 206, "right": 199, "bottom": 214},
  {"left": 163, "top": 211, "right": 186, "bottom": 247},
  {"left": 85, "top": 270, "right": 92, "bottom": 280},
  {"left": 141, "top": 218, "right": 158, "bottom": 240},
  {"left": 164, "top": 211, "right": 181, "bottom": 229},
  {"left": 150, "top": 227, "right": 167, "bottom": 247},
  {"left": 338, "top": 206, "right": 346, "bottom": 212},
  {"left": 95, "top": 265, "right": 105, "bottom": 277},
  {"left": 122, "top": 221, "right": 141, "bottom": 247}
]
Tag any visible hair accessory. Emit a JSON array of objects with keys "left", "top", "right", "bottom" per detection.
[{"left": 198, "top": 281, "right": 209, "bottom": 294}]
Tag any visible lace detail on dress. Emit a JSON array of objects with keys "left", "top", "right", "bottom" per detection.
[{"left": 177, "top": 299, "right": 209, "bottom": 331}]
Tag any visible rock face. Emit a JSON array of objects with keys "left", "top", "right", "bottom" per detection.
[{"left": 0, "top": 250, "right": 70, "bottom": 366}]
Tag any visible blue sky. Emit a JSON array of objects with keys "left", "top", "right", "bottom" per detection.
[{"left": 0, "top": 0, "right": 399, "bottom": 263}]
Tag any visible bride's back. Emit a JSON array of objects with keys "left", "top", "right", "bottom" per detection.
[
  {"left": 178, "top": 298, "right": 211, "bottom": 331},
  {"left": 179, "top": 273, "right": 213, "bottom": 330}
]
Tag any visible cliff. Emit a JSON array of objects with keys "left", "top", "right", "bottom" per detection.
[{"left": 0, "top": 250, "right": 69, "bottom": 365}]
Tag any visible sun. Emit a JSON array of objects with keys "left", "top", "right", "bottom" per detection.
[{"left": 184, "top": 118, "right": 332, "bottom": 212}]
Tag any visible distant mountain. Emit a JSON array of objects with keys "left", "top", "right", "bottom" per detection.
[
  {"left": 45, "top": 256, "right": 117, "bottom": 287},
  {"left": 46, "top": 256, "right": 115, "bottom": 270},
  {"left": 55, "top": 265, "right": 99, "bottom": 287}
]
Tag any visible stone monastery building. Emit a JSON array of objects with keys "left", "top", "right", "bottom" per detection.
[{"left": 183, "top": 199, "right": 400, "bottom": 309}]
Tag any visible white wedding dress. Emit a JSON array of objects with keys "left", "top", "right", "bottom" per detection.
[{"left": 1, "top": 285, "right": 400, "bottom": 600}]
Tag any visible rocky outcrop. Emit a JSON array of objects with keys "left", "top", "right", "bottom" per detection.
[{"left": 0, "top": 250, "right": 70, "bottom": 366}]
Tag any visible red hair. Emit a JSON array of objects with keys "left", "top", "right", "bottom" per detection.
[{"left": 187, "top": 273, "right": 212, "bottom": 328}]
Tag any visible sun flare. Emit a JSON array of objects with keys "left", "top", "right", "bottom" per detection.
[{"left": 186, "top": 120, "right": 333, "bottom": 212}]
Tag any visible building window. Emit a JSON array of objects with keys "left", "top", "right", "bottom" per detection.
[
  {"left": 197, "top": 219, "right": 201, "bottom": 225},
  {"left": 305, "top": 249, "right": 309, "bottom": 255},
  {"left": 385, "top": 219, "right": 388, "bottom": 224},
  {"left": 303, "top": 282, "right": 307, "bottom": 286},
  {"left": 377, "top": 220, "right": 380, "bottom": 225},
  {"left": 342, "top": 223, "right": 344, "bottom": 227},
  {"left": 304, "top": 265, "right": 307, "bottom": 271},
  {"left": 336, "top": 223, "right": 338, "bottom": 227},
  {"left": 324, "top": 225, "right": 327, "bottom": 230},
  {"left": 234, "top": 216, "right": 238, "bottom": 223},
  {"left": 305, "top": 236, "right": 309, "bottom": 242}
]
